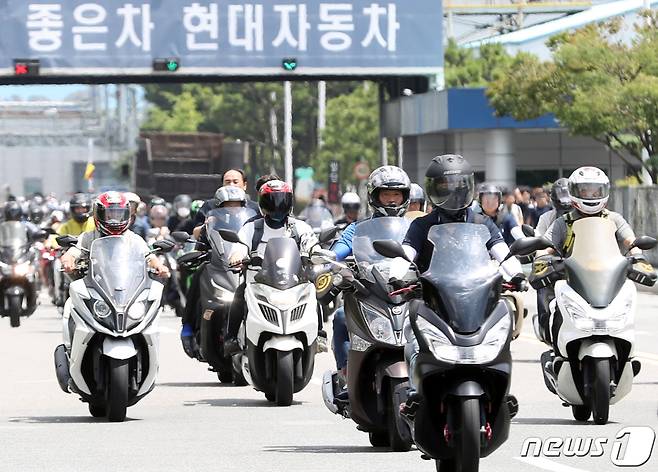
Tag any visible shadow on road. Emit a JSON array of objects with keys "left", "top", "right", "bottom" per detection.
[
  {"left": 8, "top": 416, "right": 141, "bottom": 424},
  {"left": 513, "top": 417, "right": 619, "bottom": 426},
  {"left": 183, "top": 398, "right": 306, "bottom": 408},
  {"left": 263, "top": 445, "right": 393, "bottom": 454},
  {"left": 512, "top": 359, "right": 540, "bottom": 364},
  {"left": 158, "top": 382, "right": 237, "bottom": 388}
]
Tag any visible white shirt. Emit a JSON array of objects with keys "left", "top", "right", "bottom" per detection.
[{"left": 230, "top": 217, "right": 319, "bottom": 261}]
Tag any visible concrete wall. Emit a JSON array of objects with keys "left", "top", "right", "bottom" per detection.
[
  {"left": 0, "top": 145, "right": 118, "bottom": 198},
  {"left": 402, "top": 129, "right": 626, "bottom": 188},
  {"left": 609, "top": 186, "right": 658, "bottom": 264}
]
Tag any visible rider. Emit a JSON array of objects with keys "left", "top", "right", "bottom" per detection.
[
  {"left": 222, "top": 180, "right": 320, "bottom": 355},
  {"left": 168, "top": 194, "right": 193, "bottom": 232},
  {"left": 475, "top": 183, "right": 523, "bottom": 246},
  {"left": 400, "top": 155, "right": 524, "bottom": 416},
  {"left": 147, "top": 204, "right": 170, "bottom": 241},
  {"left": 194, "top": 169, "right": 260, "bottom": 228},
  {"left": 334, "top": 192, "right": 361, "bottom": 227},
  {"left": 406, "top": 183, "right": 427, "bottom": 220},
  {"left": 330, "top": 166, "right": 411, "bottom": 388},
  {"left": 3, "top": 201, "right": 41, "bottom": 239},
  {"left": 180, "top": 186, "right": 249, "bottom": 358},
  {"left": 57, "top": 193, "right": 95, "bottom": 237},
  {"left": 60, "top": 191, "right": 169, "bottom": 277},
  {"left": 535, "top": 177, "right": 571, "bottom": 236},
  {"left": 535, "top": 167, "right": 651, "bottom": 344}
]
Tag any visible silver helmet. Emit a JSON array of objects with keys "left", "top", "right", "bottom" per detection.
[{"left": 366, "top": 165, "right": 411, "bottom": 217}]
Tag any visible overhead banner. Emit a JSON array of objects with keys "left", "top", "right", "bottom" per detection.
[{"left": 0, "top": 0, "right": 443, "bottom": 79}]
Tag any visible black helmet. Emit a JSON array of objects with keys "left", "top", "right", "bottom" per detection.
[
  {"left": 550, "top": 178, "right": 571, "bottom": 211},
  {"left": 4, "top": 201, "right": 23, "bottom": 221},
  {"left": 28, "top": 203, "right": 45, "bottom": 224},
  {"left": 259, "top": 180, "right": 293, "bottom": 223},
  {"left": 425, "top": 154, "right": 475, "bottom": 212},
  {"left": 477, "top": 183, "right": 503, "bottom": 213},
  {"left": 70, "top": 193, "right": 91, "bottom": 223}
]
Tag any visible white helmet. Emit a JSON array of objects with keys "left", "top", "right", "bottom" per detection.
[
  {"left": 215, "top": 186, "right": 246, "bottom": 206},
  {"left": 568, "top": 166, "right": 610, "bottom": 215},
  {"left": 341, "top": 192, "right": 360, "bottom": 211}
]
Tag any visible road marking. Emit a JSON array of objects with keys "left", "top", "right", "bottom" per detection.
[{"left": 515, "top": 456, "right": 590, "bottom": 472}]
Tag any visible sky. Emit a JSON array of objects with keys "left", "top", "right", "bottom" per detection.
[{"left": 0, "top": 84, "right": 86, "bottom": 101}]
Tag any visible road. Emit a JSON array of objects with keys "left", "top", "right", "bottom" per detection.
[{"left": 1, "top": 290, "right": 657, "bottom": 472}]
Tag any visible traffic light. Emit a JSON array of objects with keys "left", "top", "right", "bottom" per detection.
[
  {"left": 282, "top": 58, "right": 297, "bottom": 71},
  {"left": 153, "top": 57, "right": 180, "bottom": 72},
  {"left": 13, "top": 59, "right": 40, "bottom": 76}
]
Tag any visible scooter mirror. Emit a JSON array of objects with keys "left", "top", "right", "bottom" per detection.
[
  {"left": 218, "top": 229, "right": 242, "bottom": 244},
  {"left": 31, "top": 229, "right": 49, "bottom": 242},
  {"left": 509, "top": 237, "right": 553, "bottom": 257},
  {"left": 152, "top": 239, "right": 175, "bottom": 253},
  {"left": 522, "top": 224, "right": 535, "bottom": 237},
  {"left": 171, "top": 231, "right": 191, "bottom": 243},
  {"left": 318, "top": 226, "right": 338, "bottom": 244},
  {"left": 631, "top": 235, "right": 657, "bottom": 251},
  {"left": 373, "top": 240, "right": 409, "bottom": 261},
  {"left": 55, "top": 235, "right": 78, "bottom": 248}
]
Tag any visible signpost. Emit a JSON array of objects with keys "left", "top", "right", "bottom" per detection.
[{"left": 328, "top": 160, "right": 340, "bottom": 204}]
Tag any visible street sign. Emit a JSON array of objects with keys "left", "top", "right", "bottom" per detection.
[
  {"left": 353, "top": 161, "right": 371, "bottom": 180},
  {"left": 0, "top": 1, "right": 443, "bottom": 82}
]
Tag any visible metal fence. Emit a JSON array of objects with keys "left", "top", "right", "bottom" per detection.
[{"left": 609, "top": 186, "right": 658, "bottom": 264}]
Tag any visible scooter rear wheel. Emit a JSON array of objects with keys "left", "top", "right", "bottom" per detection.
[
  {"left": 571, "top": 405, "right": 591, "bottom": 422},
  {"left": 435, "top": 459, "right": 457, "bottom": 472},
  {"left": 106, "top": 358, "right": 129, "bottom": 422},
  {"left": 368, "top": 432, "right": 389, "bottom": 447},
  {"left": 88, "top": 404, "right": 107, "bottom": 418},
  {"left": 9, "top": 295, "right": 21, "bottom": 328},
  {"left": 275, "top": 350, "right": 294, "bottom": 406}
]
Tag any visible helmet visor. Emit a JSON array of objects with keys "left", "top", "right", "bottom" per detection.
[
  {"left": 426, "top": 174, "right": 475, "bottom": 211},
  {"left": 569, "top": 182, "right": 609, "bottom": 200},
  {"left": 103, "top": 207, "right": 131, "bottom": 224},
  {"left": 259, "top": 192, "right": 293, "bottom": 221}
]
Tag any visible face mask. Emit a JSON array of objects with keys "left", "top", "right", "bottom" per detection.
[{"left": 177, "top": 207, "right": 190, "bottom": 218}]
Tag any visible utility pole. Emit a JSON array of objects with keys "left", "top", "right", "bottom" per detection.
[{"left": 284, "top": 81, "right": 293, "bottom": 185}]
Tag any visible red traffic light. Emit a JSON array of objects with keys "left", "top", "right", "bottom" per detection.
[{"left": 13, "top": 59, "right": 40, "bottom": 76}]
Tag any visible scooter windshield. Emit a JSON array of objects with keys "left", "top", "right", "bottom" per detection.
[
  {"left": 303, "top": 206, "right": 334, "bottom": 233},
  {"left": 566, "top": 218, "right": 629, "bottom": 307},
  {"left": 353, "top": 217, "right": 411, "bottom": 283},
  {"left": 0, "top": 222, "right": 29, "bottom": 263},
  {"left": 206, "top": 207, "right": 257, "bottom": 255},
  {"left": 89, "top": 236, "right": 147, "bottom": 311},
  {"left": 256, "top": 237, "right": 303, "bottom": 290},
  {"left": 424, "top": 223, "right": 500, "bottom": 334}
]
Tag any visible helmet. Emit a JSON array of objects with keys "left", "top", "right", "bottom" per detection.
[
  {"left": 366, "top": 165, "right": 411, "bottom": 217},
  {"left": 51, "top": 210, "right": 65, "bottom": 224},
  {"left": 477, "top": 183, "right": 503, "bottom": 213},
  {"left": 258, "top": 180, "right": 293, "bottom": 223},
  {"left": 215, "top": 186, "right": 247, "bottom": 207},
  {"left": 149, "top": 196, "right": 166, "bottom": 208},
  {"left": 550, "top": 178, "right": 571, "bottom": 212},
  {"left": 70, "top": 192, "right": 91, "bottom": 223},
  {"left": 173, "top": 194, "right": 192, "bottom": 219},
  {"left": 191, "top": 199, "right": 204, "bottom": 218},
  {"left": 425, "top": 154, "right": 475, "bottom": 212},
  {"left": 341, "top": 192, "right": 361, "bottom": 213},
  {"left": 149, "top": 204, "right": 169, "bottom": 228},
  {"left": 28, "top": 203, "right": 45, "bottom": 224},
  {"left": 409, "top": 183, "right": 426, "bottom": 211},
  {"left": 93, "top": 191, "right": 131, "bottom": 236},
  {"left": 4, "top": 201, "right": 23, "bottom": 221},
  {"left": 123, "top": 192, "right": 141, "bottom": 225},
  {"left": 568, "top": 167, "right": 610, "bottom": 215}
]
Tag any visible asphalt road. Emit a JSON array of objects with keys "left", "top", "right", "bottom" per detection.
[{"left": 1, "top": 290, "right": 657, "bottom": 472}]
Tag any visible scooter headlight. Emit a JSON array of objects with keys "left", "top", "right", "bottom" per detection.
[
  {"left": 417, "top": 315, "right": 510, "bottom": 365},
  {"left": 13, "top": 262, "right": 33, "bottom": 277},
  {"left": 562, "top": 291, "right": 631, "bottom": 333},
  {"left": 94, "top": 299, "right": 112, "bottom": 318},
  {"left": 360, "top": 303, "right": 394, "bottom": 344},
  {"left": 210, "top": 278, "right": 235, "bottom": 302},
  {"left": 127, "top": 301, "right": 147, "bottom": 320}
]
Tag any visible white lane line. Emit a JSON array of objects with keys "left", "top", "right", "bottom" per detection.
[
  {"left": 514, "top": 456, "right": 590, "bottom": 472},
  {"left": 516, "top": 333, "right": 658, "bottom": 366}
]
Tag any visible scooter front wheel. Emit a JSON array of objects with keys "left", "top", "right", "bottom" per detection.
[
  {"left": 106, "top": 358, "right": 129, "bottom": 422},
  {"left": 275, "top": 350, "right": 294, "bottom": 406},
  {"left": 589, "top": 358, "right": 611, "bottom": 425},
  {"left": 8, "top": 295, "right": 21, "bottom": 328},
  {"left": 456, "top": 397, "right": 480, "bottom": 472},
  {"left": 387, "top": 379, "right": 412, "bottom": 451}
]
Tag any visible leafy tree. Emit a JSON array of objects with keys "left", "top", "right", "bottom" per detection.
[
  {"left": 141, "top": 90, "right": 203, "bottom": 132},
  {"left": 444, "top": 38, "right": 513, "bottom": 87},
  {"left": 487, "top": 14, "right": 658, "bottom": 182}
]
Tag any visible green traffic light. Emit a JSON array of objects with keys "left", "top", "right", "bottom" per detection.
[
  {"left": 282, "top": 58, "right": 297, "bottom": 71},
  {"left": 166, "top": 60, "right": 179, "bottom": 71}
]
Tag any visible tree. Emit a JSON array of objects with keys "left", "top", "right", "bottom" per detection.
[
  {"left": 141, "top": 90, "right": 203, "bottom": 132},
  {"left": 487, "top": 14, "right": 658, "bottom": 183},
  {"left": 316, "top": 83, "right": 381, "bottom": 186},
  {"left": 444, "top": 38, "right": 513, "bottom": 87}
]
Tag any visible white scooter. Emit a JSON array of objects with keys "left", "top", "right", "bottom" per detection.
[
  {"left": 219, "top": 229, "right": 334, "bottom": 406},
  {"left": 53, "top": 235, "right": 174, "bottom": 422},
  {"left": 513, "top": 217, "right": 657, "bottom": 424}
]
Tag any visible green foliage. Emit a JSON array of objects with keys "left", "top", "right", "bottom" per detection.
[
  {"left": 444, "top": 39, "right": 513, "bottom": 87},
  {"left": 316, "top": 83, "right": 381, "bottom": 186},
  {"left": 142, "top": 90, "right": 203, "bottom": 132},
  {"left": 487, "top": 15, "right": 658, "bottom": 182}
]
